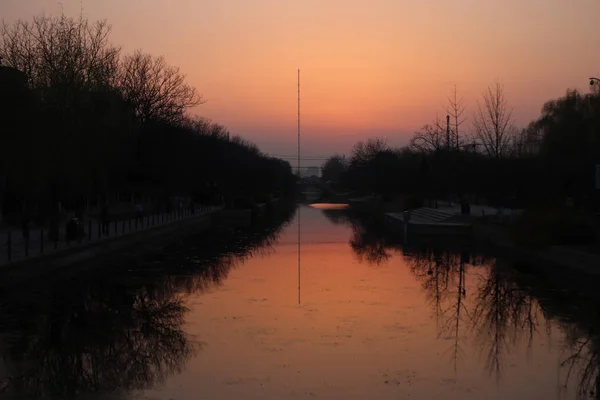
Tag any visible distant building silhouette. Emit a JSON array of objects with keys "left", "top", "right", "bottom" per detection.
[
  {"left": 306, "top": 166, "right": 321, "bottom": 177},
  {"left": 295, "top": 166, "right": 321, "bottom": 179}
]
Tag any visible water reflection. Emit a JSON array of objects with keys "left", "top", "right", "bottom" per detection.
[
  {"left": 0, "top": 283, "right": 195, "bottom": 400},
  {"left": 0, "top": 201, "right": 297, "bottom": 399},
  {"left": 322, "top": 208, "right": 396, "bottom": 266},
  {"left": 561, "top": 327, "right": 600, "bottom": 399},
  {"left": 338, "top": 209, "right": 600, "bottom": 399}
]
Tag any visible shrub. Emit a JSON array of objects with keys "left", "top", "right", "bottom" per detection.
[{"left": 511, "top": 207, "right": 596, "bottom": 247}]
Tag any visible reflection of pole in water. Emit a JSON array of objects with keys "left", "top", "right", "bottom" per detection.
[
  {"left": 298, "top": 206, "right": 301, "bottom": 305},
  {"left": 297, "top": 68, "right": 301, "bottom": 306}
]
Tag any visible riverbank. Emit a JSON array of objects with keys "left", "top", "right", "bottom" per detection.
[
  {"left": 0, "top": 201, "right": 292, "bottom": 282},
  {"left": 473, "top": 221, "right": 600, "bottom": 292},
  {"left": 357, "top": 198, "right": 600, "bottom": 286},
  {"left": 0, "top": 209, "right": 219, "bottom": 283}
]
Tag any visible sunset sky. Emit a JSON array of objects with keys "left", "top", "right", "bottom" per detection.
[{"left": 3, "top": 0, "right": 600, "bottom": 165}]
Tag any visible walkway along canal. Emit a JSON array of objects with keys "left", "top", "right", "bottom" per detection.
[{"left": 0, "top": 198, "right": 285, "bottom": 283}]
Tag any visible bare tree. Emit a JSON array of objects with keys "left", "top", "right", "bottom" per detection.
[
  {"left": 472, "top": 82, "right": 516, "bottom": 158},
  {"left": 446, "top": 85, "right": 467, "bottom": 150},
  {"left": 180, "top": 116, "right": 229, "bottom": 139},
  {"left": 0, "top": 15, "right": 121, "bottom": 105},
  {"left": 118, "top": 51, "right": 203, "bottom": 126},
  {"left": 409, "top": 115, "right": 446, "bottom": 153},
  {"left": 350, "top": 137, "right": 388, "bottom": 166},
  {"left": 230, "top": 135, "right": 261, "bottom": 155}
]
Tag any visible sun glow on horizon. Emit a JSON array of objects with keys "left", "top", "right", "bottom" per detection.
[{"left": 2, "top": 0, "right": 600, "bottom": 156}]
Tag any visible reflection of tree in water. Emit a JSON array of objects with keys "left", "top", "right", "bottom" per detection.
[
  {"left": 405, "top": 246, "right": 600, "bottom": 397},
  {"left": 321, "top": 209, "right": 351, "bottom": 225},
  {"left": 486, "top": 264, "right": 600, "bottom": 398},
  {"left": 349, "top": 219, "right": 391, "bottom": 266},
  {"left": 344, "top": 212, "right": 600, "bottom": 396},
  {"left": 538, "top": 287, "right": 600, "bottom": 399},
  {"left": 470, "top": 260, "right": 540, "bottom": 380},
  {"left": 323, "top": 209, "right": 396, "bottom": 266},
  {"left": 404, "top": 246, "right": 473, "bottom": 372},
  {"left": 345, "top": 217, "right": 544, "bottom": 382},
  {"left": 405, "top": 248, "right": 542, "bottom": 380},
  {"left": 560, "top": 332, "right": 600, "bottom": 399},
  {"left": 0, "top": 201, "right": 297, "bottom": 399},
  {"left": 0, "top": 281, "right": 196, "bottom": 399}
]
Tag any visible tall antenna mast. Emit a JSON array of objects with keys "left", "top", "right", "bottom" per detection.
[
  {"left": 446, "top": 114, "right": 451, "bottom": 149},
  {"left": 297, "top": 68, "right": 301, "bottom": 306},
  {"left": 297, "top": 69, "right": 301, "bottom": 176}
]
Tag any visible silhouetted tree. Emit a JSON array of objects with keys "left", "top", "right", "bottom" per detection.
[
  {"left": 472, "top": 82, "right": 516, "bottom": 159},
  {"left": 409, "top": 116, "right": 447, "bottom": 153},
  {"left": 321, "top": 154, "right": 348, "bottom": 183},
  {"left": 446, "top": 85, "right": 467, "bottom": 150},
  {"left": 346, "top": 138, "right": 391, "bottom": 195},
  {"left": 0, "top": 15, "right": 120, "bottom": 95},
  {"left": 118, "top": 50, "right": 202, "bottom": 126},
  {"left": 0, "top": 14, "right": 295, "bottom": 224},
  {"left": 0, "top": 14, "right": 125, "bottom": 210}
]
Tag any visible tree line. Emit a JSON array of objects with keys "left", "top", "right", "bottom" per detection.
[
  {"left": 0, "top": 14, "right": 295, "bottom": 224},
  {"left": 323, "top": 82, "right": 600, "bottom": 212}
]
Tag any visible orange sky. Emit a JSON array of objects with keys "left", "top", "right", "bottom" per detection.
[{"left": 3, "top": 0, "right": 600, "bottom": 163}]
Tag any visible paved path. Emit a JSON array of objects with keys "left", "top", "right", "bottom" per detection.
[{"left": 0, "top": 205, "right": 222, "bottom": 268}]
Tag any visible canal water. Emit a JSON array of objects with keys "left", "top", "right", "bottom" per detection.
[{"left": 0, "top": 203, "right": 598, "bottom": 399}]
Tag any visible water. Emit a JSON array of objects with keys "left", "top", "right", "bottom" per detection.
[{"left": 0, "top": 203, "right": 599, "bottom": 399}]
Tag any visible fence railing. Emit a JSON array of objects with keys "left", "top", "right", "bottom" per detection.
[{"left": 0, "top": 205, "right": 222, "bottom": 267}]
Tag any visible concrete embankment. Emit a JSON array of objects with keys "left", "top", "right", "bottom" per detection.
[{"left": 473, "top": 222, "right": 600, "bottom": 293}]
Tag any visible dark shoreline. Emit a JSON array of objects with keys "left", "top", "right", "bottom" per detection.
[{"left": 0, "top": 198, "right": 294, "bottom": 286}]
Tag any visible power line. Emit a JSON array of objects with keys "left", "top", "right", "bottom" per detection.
[
  {"left": 269, "top": 155, "right": 331, "bottom": 160},
  {"left": 274, "top": 158, "right": 329, "bottom": 162},
  {"left": 268, "top": 154, "right": 332, "bottom": 158}
]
